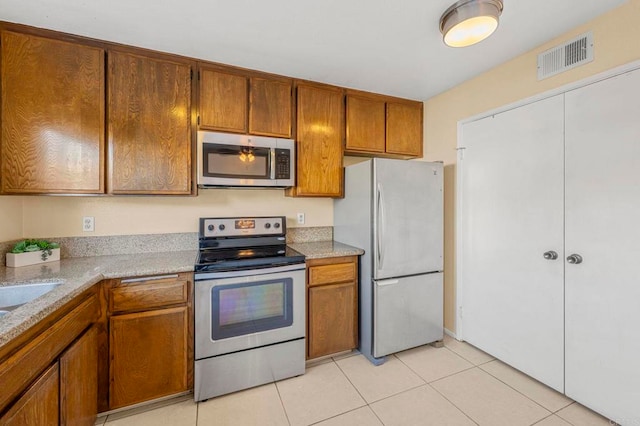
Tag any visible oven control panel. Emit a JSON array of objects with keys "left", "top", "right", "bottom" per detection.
[{"left": 201, "top": 216, "right": 285, "bottom": 238}]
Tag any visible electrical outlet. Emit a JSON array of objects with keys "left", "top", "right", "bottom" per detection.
[
  {"left": 297, "top": 213, "right": 305, "bottom": 225},
  {"left": 83, "top": 216, "right": 95, "bottom": 232}
]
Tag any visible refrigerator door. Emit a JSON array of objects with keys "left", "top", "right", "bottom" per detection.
[
  {"left": 373, "top": 272, "right": 443, "bottom": 357},
  {"left": 373, "top": 159, "right": 443, "bottom": 280}
]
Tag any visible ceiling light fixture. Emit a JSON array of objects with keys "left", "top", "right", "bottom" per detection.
[{"left": 439, "top": 0, "right": 503, "bottom": 48}]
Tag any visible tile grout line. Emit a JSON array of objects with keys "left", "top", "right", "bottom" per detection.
[
  {"left": 477, "top": 363, "right": 571, "bottom": 415},
  {"left": 427, "top": 366, "right": 480, "bottom": 425},
  {"left": 393, "top": 347, "right": 478, "bottom": 386},
  {"left": 273, "top": 381, "right": 293, "bottom": 426}
]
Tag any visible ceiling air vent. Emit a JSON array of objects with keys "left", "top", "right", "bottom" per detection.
[{"left": 537, "top": 32, "right": 594, "bottom": 80}]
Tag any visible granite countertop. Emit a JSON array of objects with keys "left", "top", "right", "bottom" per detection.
[
  {"left": 288, "top": 240, "right": 364, "bottom": 260},
  {"left": 0, "top": 239, "right": 363, "bottom": 350},
  {"left": 0, "top": 250, "right": 198, "bottom": 348}
]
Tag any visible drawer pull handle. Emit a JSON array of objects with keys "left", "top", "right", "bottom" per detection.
[{"left": 121, "top": 274, "right": 179, "bottom": 284}]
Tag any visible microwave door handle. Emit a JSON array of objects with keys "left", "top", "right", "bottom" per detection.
[{"left": 270, "top": 149, "right": 276, "bottom": 180}]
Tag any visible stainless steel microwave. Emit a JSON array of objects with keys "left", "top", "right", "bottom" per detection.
[{"left": 197, "top": 131, "right": 295, "bottom": 188}]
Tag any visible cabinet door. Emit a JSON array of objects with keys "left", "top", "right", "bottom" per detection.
[
  {"left": 308, "top": 282, "right": 357, "bottom": 359},
  {"left": 109, "top": 307, "right": 188, "bottom": 409},
  {"left": 385, "top": 101, "right": 423, "bottom": 157},
  {"left": 564, "top": 68, "right": 640, "bottom": 423},
  {"left": 0, "top": 363, "right": 59, "bottom": 426},
  {"left": 291, "top": 83, "right": 344, "bottom": 197},
  {"left": 459, "top": 95, "right": 565, "bottom": 391},
  {"left": 60, "top": 326, "right": 98, "bottom": 426},
  {"left": 199, "top": 68, "right": 247, "bottom": 133},
  {"left": 108, "top": 51, "right": 192, "bottom": 194},
  {"left": 345, "top": 94, "right": 386, "bottom": 154},
  {"left": 249, "top": 77, "right": 292, "bottom": 137},
  {"left": 0, "top": 31, "right": 104, "bottom": 194}
]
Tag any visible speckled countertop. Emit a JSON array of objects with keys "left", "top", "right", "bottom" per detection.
[
  {"left": 288, "top": 241, "right": 364, "bottom": 259},
  {"left": 0, "top": 250, "right": 198, "bottom": 348},
  {"left": 0, "top": 239, "right": 363, "bottom": 350}
]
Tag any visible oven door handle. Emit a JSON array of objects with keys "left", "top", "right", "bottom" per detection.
[{"left": 195, "top": 263, "right": 306, "bottom": 280}]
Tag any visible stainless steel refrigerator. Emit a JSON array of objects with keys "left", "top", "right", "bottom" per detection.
[{"left": 334, "top": 158, "right": 443, "bottom": 364}]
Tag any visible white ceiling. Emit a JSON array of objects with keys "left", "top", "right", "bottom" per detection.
[{"left": 0, "top": 0, "right": 628, "bottom": 101}]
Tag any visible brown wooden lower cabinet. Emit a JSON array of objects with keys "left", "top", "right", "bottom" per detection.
[
  {"left": 306, "top": 256, "right": 359, "bottom": 360},
  {"left": 106, "top": 273, "right": 192, "bottom": 410},
  {"left": 0, "top": 287, "right": 99, "bottom": 425},
  {"left": 60, "top": 326, "right": 99, "bottom": 426},
  {"left": 109, "top": 307, "right": 189, "bottom": 409},
  {"left": 0, "top": 363, "right": 59, "bottom": 426}
]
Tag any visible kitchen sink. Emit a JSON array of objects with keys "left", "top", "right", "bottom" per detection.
[{"left": 0, "top": 282, "right": 62, "bottom": 313}]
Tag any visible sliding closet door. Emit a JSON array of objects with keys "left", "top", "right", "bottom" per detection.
[
  {"left": 565, "top": 68, "right": 640, "bottom": 422},
  {"left": 459, "top": 95, "right": 565, "bottom": 391}
]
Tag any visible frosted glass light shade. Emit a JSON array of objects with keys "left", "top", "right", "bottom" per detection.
[{"left": 440, "top": 0, "right": 503, "bottom": 48}]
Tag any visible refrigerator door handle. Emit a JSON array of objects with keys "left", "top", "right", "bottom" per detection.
[
  {"left": 376, "top": 279, "right": 399, "bottom": 287},
  {"left": 377, "top": 183, "right": 386, "bottom": 270}
]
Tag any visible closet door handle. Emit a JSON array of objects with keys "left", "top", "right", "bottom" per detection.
[
  {"left": 543, "top": 251, "right": 558, "bottom": 260},
  {"left": 566, "top": 254, "right": 583, "bottom": 264}
]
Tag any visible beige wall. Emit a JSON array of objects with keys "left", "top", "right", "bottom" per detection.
[
  {"left": 0, "top": 196, "right": 23, "bottom": 241},
  {"left": 19, "top": 190, "right": 332, "bottom": 238},
  {"left": 423, "top": 0, "right": 640, "bottom": 333}
]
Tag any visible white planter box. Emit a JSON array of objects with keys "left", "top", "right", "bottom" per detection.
[{"left": 6, "top": 248, "right": 60, "bottom": 268}]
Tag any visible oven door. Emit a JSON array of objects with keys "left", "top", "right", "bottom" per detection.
[{"left": 195, "top": 264, "right": 305, "bottom": 359}]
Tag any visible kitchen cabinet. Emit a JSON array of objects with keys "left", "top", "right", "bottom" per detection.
[
  {"left": 345, "top": 93, "right": 386, "bottom": 154},
  {"left": 199, "top": 68, "right": 248, "bottom": 133},
  {"left": 60, "top": 326, "right": 99, "bottom": 426},
  {"left": 385, "top": 101, "right": 423, "bottom": 157},
  {"left": 306, "top": 256, "right": 358, "bottom": 359},
  {"left": 0, "top": 363, "right": 59, "bottom": 426},
  {"left": 107, "top": 274, "right": 192, "bottom": 409},
  {"left": 0, "top": 30, "right": 105, "bottom": 194},
  {"left": 199, "top": 67, "right": 293, "bottom": 138},
  {"left": 287, "top": 82, "right": 344, "bottom": 198},
  {"left": 108, "top": 50, "right": 193, "bottom": 195},
  {"left": 0, "top": 287, "right": 99, "bottom": 424},
  {"left": 249, "top": 76, "right": 293, "bottom": 137},
  {"left": 459, "top": 67, "right": 640, "bottom": 423},
  {"left": 345, "top": 91, "right": 423, "bottom": 158}
]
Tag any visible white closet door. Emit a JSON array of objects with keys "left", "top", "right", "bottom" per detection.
[
  {"left": 565, "top": 69, "right": 640, "bottom": 423},
  {"left": 460, "top": 95, "right": 565, "bottom": 391}
]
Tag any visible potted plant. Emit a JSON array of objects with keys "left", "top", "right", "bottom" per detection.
[{"left": 6, "top": 239, "right": 61, "bottom": 268}]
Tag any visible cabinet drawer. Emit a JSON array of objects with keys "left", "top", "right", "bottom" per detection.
[
  {"left": 110, "top": 277, "right": 188, "bottom": 313},
  {"left": 308, "top": 262, "right": 356, "bottom": 287}
]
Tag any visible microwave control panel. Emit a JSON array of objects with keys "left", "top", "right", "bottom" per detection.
[{"left": 275, "top": 149, "right": 291, "bottom": 179}]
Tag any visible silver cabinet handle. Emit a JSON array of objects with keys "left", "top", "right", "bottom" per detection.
[
  {"left": 543, "top": 251, "right": 558, "bottom": 260},
  {"left": 566, "top": 254, "right": 583, "bottom": 264}
]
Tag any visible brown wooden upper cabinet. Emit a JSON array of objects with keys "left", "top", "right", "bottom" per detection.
[
  {"left": 345, "top": 90, "right": 423, "bottom": 158},
  {"left": 107, "top": 50, "right": 193, "bottom": 195},
  {"left": 286, "top": 82, "right": 344, "bottom": 198},
  {"left": 0, "top": 30, "right": 105, "bottom": 194},
  {"left": 386, "top": 100, "right": 423, "bottom": 157},
  {"left": 199, "top": 66, "right": 293, "bottom": 138}
]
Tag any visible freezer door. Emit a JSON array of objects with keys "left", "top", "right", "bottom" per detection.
[
  {"left": 373, "top": 159, "right": 443, "bottom": 280},
  {"left": 373, "top": 273, "right": 443, "bottom": 357}
]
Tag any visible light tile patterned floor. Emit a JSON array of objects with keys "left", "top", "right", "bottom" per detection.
[{"left": 96, "top": 337, "right": 613, "bottom": 426}]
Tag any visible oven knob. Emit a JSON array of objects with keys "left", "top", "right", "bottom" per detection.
[
  {"left": 265, "top": 223, "right": 271, "bottom": 229},
  {"left": 219, "top": 224, "right": 226, "bottom": 231},
  {"left": 274, "top": 222, "right": 281, "bottom": 229},
  {"left": 207, "top": 224, "right": 214, "bottom": 231}
]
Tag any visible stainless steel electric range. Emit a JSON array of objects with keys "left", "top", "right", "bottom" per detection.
[{"left": 193, "top": 216, "right": 306, "bottom": 401}]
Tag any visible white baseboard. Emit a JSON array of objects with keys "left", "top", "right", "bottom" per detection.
[{"left": 444, "top": 328, "right": 457, "bottom": 339}]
